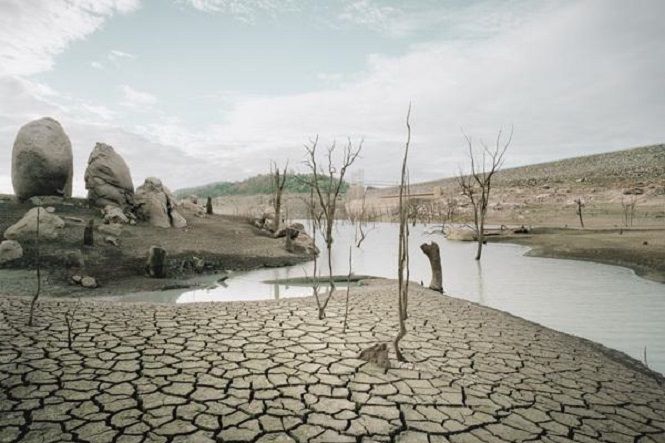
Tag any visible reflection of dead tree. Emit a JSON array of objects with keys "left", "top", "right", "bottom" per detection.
[
  {"left": 353, "top": 189, "right": 377, "bottom": 248},
  {"left": 621, "top": 196, "right": 638, "bottom": 227},
  {"left": 270, "top": 160, "right": 289, "bottom": 233},
  {"left": 575, "top": 198, "right": 585, "bottom": 228},
  {"left": 394, "top": 106, "right": 412, "bottom": 362},
  {"left": 444, "top": 195, "right": 459, "bottom": 226},
  {"left": 300, "top": 136, "right": 362, "bottom": 310},
  {"left": 459, "top": 128, "right": 512, "bottom": 260}
]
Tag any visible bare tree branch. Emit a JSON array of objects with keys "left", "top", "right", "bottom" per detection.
[{"left": 458, "top": 126, "right": 512, "bottom": 260}]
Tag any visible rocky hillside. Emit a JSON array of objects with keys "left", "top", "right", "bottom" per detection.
[{"left": 418, "top": 144, "right": 664, "bottom": 191}]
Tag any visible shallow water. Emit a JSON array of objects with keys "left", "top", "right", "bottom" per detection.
[{"left": 119, "top": 222, "right": 665, "bottom": 374}]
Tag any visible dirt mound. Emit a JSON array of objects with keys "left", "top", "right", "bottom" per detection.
[{"left": 0, "top": 196, "right": 310, "bottom": 296}]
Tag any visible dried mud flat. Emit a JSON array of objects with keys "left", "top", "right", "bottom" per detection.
[{"left": 1, "top": 281, "right": 664, "bottom": 443}]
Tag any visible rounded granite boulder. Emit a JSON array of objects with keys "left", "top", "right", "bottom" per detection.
[{"left": 11, "top": 117, "right": 73, "bottom": 200}]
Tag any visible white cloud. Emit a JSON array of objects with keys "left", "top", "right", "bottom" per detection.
[
  {"left": 336, "top": 0, "right": 404, "bottom": 34},
  {"left": 118, "top": 84, "right": 158, "bottom": 109},
  {"left": 181, "top": 0, "right": 300, "bottom": 23},
  {"left": 0, "top": 0, "right": 140, "bottom": 77},
  {"left": 149, "top": 0, "right": 665, "bottom": 185},
  {"left": 90, "top": 49, "right": 136, "bottom": 70},
  {"left": 108, "top": 49, "right": 135, "bottom": 62}
]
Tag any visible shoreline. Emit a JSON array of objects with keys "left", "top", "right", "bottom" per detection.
[{"left": 486, "top": 226, "right": 665, "bottom": 284}]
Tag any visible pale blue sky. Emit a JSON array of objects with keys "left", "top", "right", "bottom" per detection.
[{"left": 1, "top": 0, "right": 663, "bottom": 195}]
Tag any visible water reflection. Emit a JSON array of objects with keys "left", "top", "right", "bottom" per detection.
[{"left": 475, "top": 260, "right": 485, "bottom": 305}]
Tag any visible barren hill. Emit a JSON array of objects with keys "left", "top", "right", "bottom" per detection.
[{"left": 416, "top": 144, "right": 665, "bottom": 191}]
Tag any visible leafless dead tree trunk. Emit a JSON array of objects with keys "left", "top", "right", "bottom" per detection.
[
  {"left": 394, "top": 105, "right": 412, "bottom": 362},
  {"left": 459, "top": 128, "right": 512, "bottom": 260},
  {"left": 575, "top": 198, "right": 585, "bottom": 228},
  {"left": 343, "top": 246, "right": 352, "bottom": 332},
  {"left": 621, "top": 196, "right": 638, "bottom": 227},
  {"left": 271, "top": 160, "right": 289, "bottom": 233},
  {"left": 28, "top": 204, "right": 43, "bottom": 326},
  {"left": 64, "top": 298, "right": 81, "bottom": 350},
  {"left": 420, "top": 241, "right": 443, "bottom": 293},
  {"left": 301, "top": 136, "right": 362, "bottom": 318}
]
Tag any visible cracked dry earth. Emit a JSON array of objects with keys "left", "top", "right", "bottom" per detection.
[{"left": 1, "top": 281, "right": 664, "bottom": 443}]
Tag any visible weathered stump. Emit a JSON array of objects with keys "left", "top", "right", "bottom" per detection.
[
  {"left": 83, "top": 220, "right": 94, "bottom": 246},
  {"left": 206, "top": 197, "right": 213, "bottom": 215},
  {"left": 145, "top": 246, "right": 166, "bottom": 278},
  {"left": 420, "top": 241, "right": 443, "bottom": 293},
  {"left": 284, "top": 227, "right": 300, "bottom": 253}
]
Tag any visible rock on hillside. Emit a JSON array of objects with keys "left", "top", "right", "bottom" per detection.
[
  {"left": 3, "top": 207, "right": 65, "bottom": 241},
  {"left": 135, "top": 177, "right": 187, "bottom": 228},
  {"left": 11, "top": 117, "right": 73, "bottom": 200},
  {"left": 85, "top": 142, "right": 134, "bottom": 210}
]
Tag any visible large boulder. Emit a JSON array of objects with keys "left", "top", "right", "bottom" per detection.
[
  {"left": 3, "top": 207, "right": 65, "bottom": 241},
  {"left": 0, "top": 240, "right": 23, "bottom": 264},
  {"left": 11, "top": 117, "right": 73, "bottom": 200},
  {"left": 84, "top": 142, "right": 135, "bottom": 209},
  {"left": 134, "top": 177, "right": 187, "bottom": 228}
]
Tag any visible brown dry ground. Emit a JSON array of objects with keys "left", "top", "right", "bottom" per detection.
[
  {"left": 480, "top": 204, "right": 665, "bottom": 283},
  {"left": 487, "top": 227, "right": 665, "bottom": 283},
  {"left": 0, "top": 197, "right": 310, "bottom": 297}
]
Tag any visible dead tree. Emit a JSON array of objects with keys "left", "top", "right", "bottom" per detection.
[
  {"left": 300, "top": 136, "right": 362, "bottom": 317},
  {"left": 459, "top": 128, "right": 512, "bottom": 260},
  {"left": 575, "top": 198, "right": 585, "bottom": 228},
  {"left": 420, "top": 241, "right": 443, "bottom": 293},
  {"left": 394, "top": 105, "right": 412, "bottom": 362},
  {"left": 64, "top": 298, "right": 81, "bottom": 350},
  {"left": 621, "top": 196, "right": 638, "bottom": 227},
  {"left": 28, "top": 205, "right": 43, "bottom": 326},
  {"left": 270, "top": 160, "right": 289, "bottom": 233}
]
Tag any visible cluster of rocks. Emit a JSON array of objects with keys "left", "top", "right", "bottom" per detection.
[
  {"left": 70, "top": 274, "right": 99, "bottom": 288},
  {"left": 3, "top": 117, "right": 200, "bottom": 290},
  {"left": 9, "top": 118, "right": 188, "bottom": 229}
]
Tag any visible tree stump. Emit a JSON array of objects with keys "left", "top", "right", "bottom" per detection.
[
  {"left": 83, "top": 220, "right": 94, "bottom": 246},
  {"left": 420, "top": 241, "right": 443, "bottom": 293},
  {"left": 145, "top": 246, "right": 166, "bottom": 278},
  {"left": 206, "top": 197, "right": 213, "bottom": 215}
]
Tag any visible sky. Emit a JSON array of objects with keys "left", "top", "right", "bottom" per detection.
[{"left": 0, "top": 0, "right": 663, "bottom": 196}]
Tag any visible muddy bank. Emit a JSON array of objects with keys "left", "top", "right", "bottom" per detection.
[
  {"left": 487, "top": 227, "right": 665, "bottom": 283},
  {"left": 0, "top": 198, "right": 312, "bottom": 297}
]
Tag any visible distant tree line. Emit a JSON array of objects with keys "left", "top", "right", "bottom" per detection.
[{"left": 174, "top": 173, "right": 350, "bottom": 200}]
